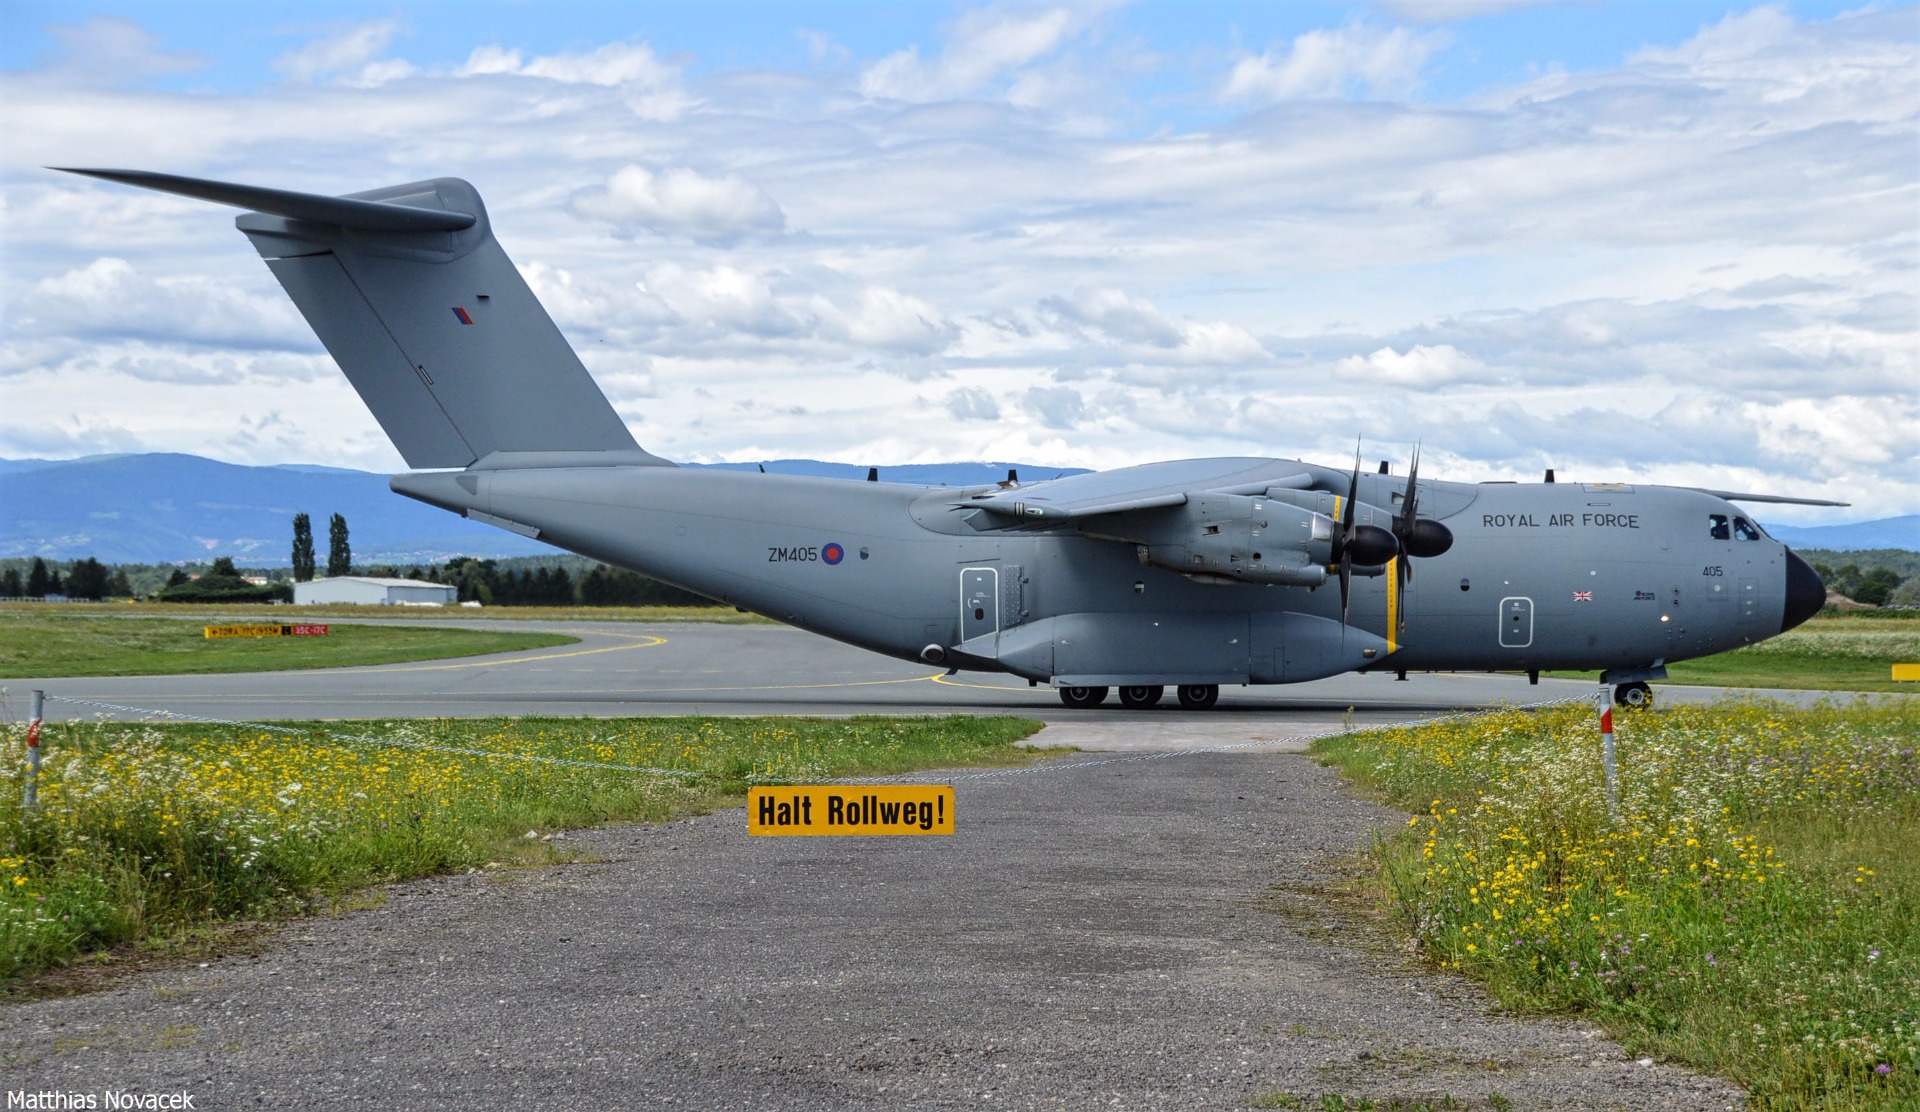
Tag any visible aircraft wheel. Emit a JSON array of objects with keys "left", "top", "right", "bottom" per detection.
[
  {"left": 1058, "top": 685, "right": 1109, "bottom": 708},
  {"left": 1176, "top": 684, "right": 1219, "bottom": 710},
  {"left": 1615, "top": 681, "right": 1654, "bottom": 710},
  {"left": 1117, "top": 685, "right": 1164, "bottom": 709}
]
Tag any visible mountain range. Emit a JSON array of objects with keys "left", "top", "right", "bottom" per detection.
[
  {"left": 0, "top": 454, "right": 1910, "bottom": 564},
  {"left": 0, "top": 454, "right": 1086, "bottom": 564}
]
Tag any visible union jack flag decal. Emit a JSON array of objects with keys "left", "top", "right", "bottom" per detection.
[{"left": 1573, "top": 591, "right": 1593, "bottom": 602}]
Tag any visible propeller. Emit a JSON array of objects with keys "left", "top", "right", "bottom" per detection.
[
  {"left": 1332, "top": 442, "right": 1398, "bottom": 627},
  {"left": 1386, "top": 444, "right": 1455, "bottom": 633},
  {"left": 1330, "top": 442, "right": 1456, "bottom": 636}
]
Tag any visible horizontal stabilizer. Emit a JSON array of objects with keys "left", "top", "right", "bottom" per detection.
[{"left": 53, "top": 168, "right": 477, "bottom": 233}]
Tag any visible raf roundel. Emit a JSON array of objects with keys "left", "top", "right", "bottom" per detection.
[{"left": 822, "top": 542, "right": 845, "bottom": 565}]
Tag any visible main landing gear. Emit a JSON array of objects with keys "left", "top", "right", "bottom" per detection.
[
  {"left": 1614, "top": 681, "right": 1655, "bottom": 710},
  {"left": 1176, "top": 684, "right": 1219, "bottom": 710},
  {"left": 1058, "top": 685, "right": 1108, "bottom": 708},
  {"left": 1056, "top": 683, "right": 1219, "bottom": 709}
]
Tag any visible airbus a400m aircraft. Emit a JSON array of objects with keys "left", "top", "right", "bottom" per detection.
[{"left": 64, "top": 169, "right": 1835, "bottom": 709}]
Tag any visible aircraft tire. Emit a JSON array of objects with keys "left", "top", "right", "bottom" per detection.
[
  {"left": 1176, "top": 684, "right": 1219, "bottom": 710},
  {"left": 1058, "top": 685, "right": 1110, "bottom": 708},
  {"left": 1615, "top": 681, "right": 1655, "bottom": 710},
  {"left": 1117, "top": 685, "right": 1164, "bottom": 709}
]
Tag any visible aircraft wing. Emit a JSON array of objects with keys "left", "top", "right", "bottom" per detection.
[
  {"left": 968, "top": 457, "right": 1313, "bottom": 521},
  {"left": 1686, "top": 488, "right": 1850, "bottom": 507}
]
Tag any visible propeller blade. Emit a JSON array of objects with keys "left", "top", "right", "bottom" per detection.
[
  {"left": 1339, "top": 556, "right": 1352, "bottom": 632},
  {"left": 1399, "top": 443, "right": 1420, "bottom": 530}
]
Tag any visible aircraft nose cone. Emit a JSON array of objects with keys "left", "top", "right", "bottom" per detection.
[{"left": 1782, "top": 549, "right": 1825, "bottom": 633}]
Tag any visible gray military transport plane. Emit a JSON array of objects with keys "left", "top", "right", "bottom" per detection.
[{"left": 61, "top": 169, "right": 1834, "bottom": 710}]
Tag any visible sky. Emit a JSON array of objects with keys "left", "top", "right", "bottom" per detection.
[{"left": 2, "top": 1, "right": 1914, "bottom": 524}]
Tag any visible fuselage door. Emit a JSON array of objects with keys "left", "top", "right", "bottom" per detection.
[
  {"left": 961, "top": 566, "right": 999, "bottom": 643},
  {"left": 1499, "top": 596, "right": 1534, "bottom": 648}
]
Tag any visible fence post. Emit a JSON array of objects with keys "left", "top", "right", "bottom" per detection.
[
  {"left": 1597, "top": 685, "right": 1618, "bottom": 821},
  {"left": 25, "top": 689, "right": 44, "bottom": 812}
]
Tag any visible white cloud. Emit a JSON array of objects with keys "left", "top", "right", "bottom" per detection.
[
  {"left": 273, "top": 20, "right": 410, "bottom": 86},
  {"left": 573, "top": 165, "right": 785, "bottom": 241},
  {"left": 1333, "top": 343, "right": 1493, "bottom": 387},
  {"left": 861, "top": 4, "right": 1099, "bottom": 102},
  {"left": 1222, "top": 23, "right": 1448, "bottom": 102},
  {"left": 1041, "top": 289, "right": 1271, "bottom": 365},
  {"left": 38, "top": 16, "right": 205, "bottom": 86},
  {"left": 12, "top": 258, "right": 308, "bottom": 352},
  {"left": 1025, "top": 385, "right": 1086, "bottom": 429},
  {"left": 946, "top": 386, "right": 1002, "bottom": 421},
  {"left": 1375, "top": 0, "right": 1562, "bottom": 23},
  {"left": 3, "top": 5, "right": 1912, "bottom": 519}
]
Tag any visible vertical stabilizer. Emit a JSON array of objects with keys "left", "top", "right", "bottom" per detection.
[{"left": 57, "top": 169, "right": 669, "bottom": 470}]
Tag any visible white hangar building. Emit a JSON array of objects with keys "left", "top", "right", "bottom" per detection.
[{"left": 293, "top": 576, "right": 458, "bottom": 607}]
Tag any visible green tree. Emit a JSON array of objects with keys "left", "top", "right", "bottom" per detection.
[
  {"left": 291, "top": 513, "right": 316, "bottom": 582},
  {"left": 209, "top": 556, "right": 240, "bottom": 578},
  {"left": 1850, "top": 567, "right": 1901, "bottom": 607},
  {"left": 26, "top": 557, "right": 49, "bottom": 597},
  {"left": 326, "top": 513, "right": 351, "bottom": 577},
  {"left": 165, "top": 568, "right": 190, "bottom": 588},
  {"left": 1, "top": 568, "right": 21, "bottom": 597},
  {"left": 108, "top": 568, "right": 133, "bottom": 597},
  {"left": 65, "top": 557, "right": 109, "bottom": 600}
]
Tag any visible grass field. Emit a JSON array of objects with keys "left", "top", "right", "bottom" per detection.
[
  {"left": 0, "top": 600, "right": 767, "bottom": 623},
  {"left": 0, "top": 609, "right": 578, "bottom": 678},
  {"left": 1315, "top": 699, "right": 1919, "bottom": 1111},
  {"left": 1654, "top": 615, "right": 1920, "bottom": 694},
  {"left": 1546, "top": 612, "right": 1920, "bottom": 694},
  {"left": 0, "top": 714, "right": 1043, "bottom": 982}
]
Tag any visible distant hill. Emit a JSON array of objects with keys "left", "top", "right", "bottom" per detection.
[
  {"left": 0, "top": 454, "right": 1089, "bottom": 564},
  {"left": 1762, "top": 515, "right": 1919, "bottom": 552},
  {"left": 3, "top": 453, "right": 1908, "bottom": 564}
]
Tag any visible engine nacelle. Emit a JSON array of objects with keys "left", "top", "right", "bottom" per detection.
[{"left": 1085, "top": 494, "right": 1334, "bottom": 587}]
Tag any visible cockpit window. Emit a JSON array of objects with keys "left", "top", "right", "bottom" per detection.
[
  {"left": 1708, "top": 514, "right": 1730, "bottom": 540},
  {"left": 1733, "top": 516, "right": 1761, "bottom": 541}
]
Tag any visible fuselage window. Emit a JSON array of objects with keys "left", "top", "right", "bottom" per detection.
[
  {"left": 1733, "top": 516, "right": 1761, "bottom": 541},
  {"left": 1708, "top": 514, "right": 1731, "bottom": 540}
]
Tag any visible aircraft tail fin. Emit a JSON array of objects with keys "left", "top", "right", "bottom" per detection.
[{"left": 59, "top": 169, "right": 669, "bottom": 471}]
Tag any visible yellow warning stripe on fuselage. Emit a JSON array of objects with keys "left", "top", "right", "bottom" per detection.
[{"left": 1385, "top": 556, "right": 1399, "bottom": 656}]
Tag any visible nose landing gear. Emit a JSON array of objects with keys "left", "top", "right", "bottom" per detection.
[{"left": 1614, "top": 681, "right": 1655, "bottom": 709}]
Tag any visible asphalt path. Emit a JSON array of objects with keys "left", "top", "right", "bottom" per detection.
[
  {"left": 0, "top": 619, "right": 1764, "bottom": 1107},
  {"left": 0, "top": 618, "right": 1770, "bottom": 740},
  {"left": 1, "top": 750, "right": 1742, "bottom": 1110}
]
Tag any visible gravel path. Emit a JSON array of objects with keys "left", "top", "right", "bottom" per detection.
[{"left": 2, "top": 748, "right": 1742, "bottom": 1110}]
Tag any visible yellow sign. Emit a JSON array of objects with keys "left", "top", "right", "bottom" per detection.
[
  {"left": 204, "top": 624, "right": 330, "bottom": 638},
  {"left": 749, "top": 784, "right": 954, "bottom": 836},
  {"left": 1894, "top": 664, "right": 1920, "bottom": 682}
]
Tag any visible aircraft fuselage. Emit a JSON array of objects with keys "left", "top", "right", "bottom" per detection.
[{"left": 394, "top": 458, "right": 1822, "bottom": 688}]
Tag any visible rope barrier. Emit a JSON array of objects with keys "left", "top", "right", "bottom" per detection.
[{"left": 20, "top": 690, "right": 1591, "bottom": 787}]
